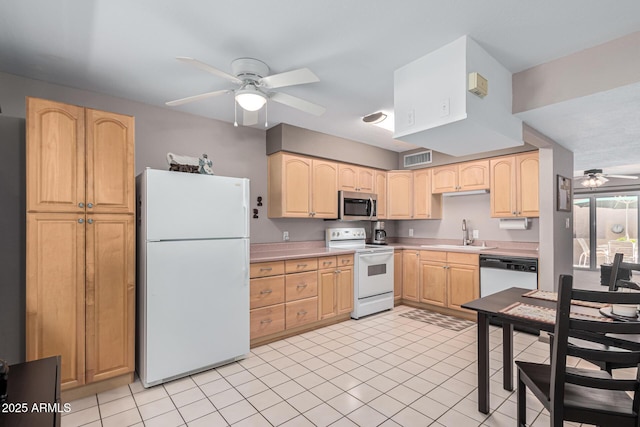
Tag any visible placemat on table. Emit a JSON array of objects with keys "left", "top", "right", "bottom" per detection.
[
  {"left": 499, "top": 302, "right": 611, "bottom": 324},
  {"left": 523, "top": 289, "right": 608, "bottom": 309}
]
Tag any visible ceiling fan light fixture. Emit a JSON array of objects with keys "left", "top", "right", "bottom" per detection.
[
  {"left": 581, "top": 176, "right": 607, "bottom": 188},
  {"left": 235, "top": 86, "right": 267, "bottom": 111}
]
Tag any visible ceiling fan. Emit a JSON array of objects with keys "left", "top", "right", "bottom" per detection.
[
  {"left": 166, "top": 57, "right": 325, "bottom": 126},
  {"left": 575, "top": 168, "right": 639, "bottom": 188}
]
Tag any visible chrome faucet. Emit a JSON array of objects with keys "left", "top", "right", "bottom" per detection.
[{"left": 462, "top": 219, "right": 474, "bottom": 246}]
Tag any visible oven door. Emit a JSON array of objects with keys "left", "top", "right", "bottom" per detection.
[
  {"left": 356, "top": 250, "right": 394, "bottom": 298},
  {"left": 339, "top": 191, "right": 377, "bottom": 221}
]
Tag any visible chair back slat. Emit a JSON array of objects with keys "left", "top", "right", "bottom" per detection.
[
  {"left": 565, "top": 372, "right": 637, "bottom": 391},
  {"left": 568, "top": 344, "right": 640, "bottom": 366}
]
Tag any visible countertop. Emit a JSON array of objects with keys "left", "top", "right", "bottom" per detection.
[
  {"left": 251, "top": 247, "right": 356, "bottom": 263},
  {"left": 389, "top": 243, "right": 539, "bottom": 259},
  {"left": 250, "top": 240, "right": 539, "bottom": 263}
]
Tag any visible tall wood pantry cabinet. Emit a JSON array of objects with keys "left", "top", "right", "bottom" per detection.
[{"left": 26, "top": 97, "right": 135, "bottom": 392}]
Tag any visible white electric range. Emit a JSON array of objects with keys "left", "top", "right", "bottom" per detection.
[{"left": 326, "top": 227, "right": 394, "bottom": 319}]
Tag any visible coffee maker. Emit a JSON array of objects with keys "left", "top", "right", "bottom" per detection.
[{"left": 372, "top": 221, "right": 387, "bottom": 245}]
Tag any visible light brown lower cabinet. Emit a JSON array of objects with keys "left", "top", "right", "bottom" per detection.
[
  {"left": 419, "top": 251, "right": 479, "bottom": 312},
  {"left": 402, "top": 250, "right": 419, "bottom": 301},
  {"left": 250, "top": 254, "right": 353, "bottom": 343},
  {"left": 26, "top": 212, "right": 135, "bottom": 390},
  {"left": 394, "top": 251, "right": 403, "bottom": 302}
]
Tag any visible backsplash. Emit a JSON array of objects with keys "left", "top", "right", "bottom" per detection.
[{"left": 394, "top": 193, "right": 539, "bottom": 243}]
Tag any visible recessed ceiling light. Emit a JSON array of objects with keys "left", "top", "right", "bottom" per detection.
[{"left": 362, "top": 112, "right": 387, "bottom": 124}]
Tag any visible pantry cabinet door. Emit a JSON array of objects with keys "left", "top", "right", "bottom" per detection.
[
  {"left": 26, "top": 213, "right": 86, "bottom": 390},
  {"left": 85, "top": 214, "right": 135, "bottom": 383},
  {"left": 86, "top": 109, "right": 135, "bottom": 214},
  {"left": 27, "top": 97, "right": 85, "bottom": 213}
]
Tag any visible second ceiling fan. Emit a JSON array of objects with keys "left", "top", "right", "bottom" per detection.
[{"left": 166, "top": 57, "right": 325, "bottom": 126}]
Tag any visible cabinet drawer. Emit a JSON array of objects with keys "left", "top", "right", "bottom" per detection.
[
  {"left": 250, "top": 261, "right": 285, "bottom": 278},
  {"left": 337, "top": 254, "right": 354, "bottom": 267},
  {"left": 285, "top": 271, "right": 318, "bottom": 302},
  {"left": 250, "top": 276, "right": 285, "bottom": 309},
  {"left": 285, "top": 257, "right": 318, "bottom": 273},
  {"left": 318, "top": 256, "right": 337, "bottom": 270},
  {"left": 250, "top": 304, "right": 285, "bottom": 339},
  {"left": 286, "top": 298, "right": 318, "bottom": 329},
  {"left": 419, "top": 251, "right": 447, "bottom": 262},
  {"left": 447, "top": 252, "right": 479, "bottom": 266}
]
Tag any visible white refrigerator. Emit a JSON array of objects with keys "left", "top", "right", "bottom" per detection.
[{"left": 137, "top": 169, "right": 250, "bottom": 388}]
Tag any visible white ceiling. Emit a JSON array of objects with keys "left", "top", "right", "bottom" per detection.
[{"left": 1, "top": 0, "right": 639, "bottom": 172}]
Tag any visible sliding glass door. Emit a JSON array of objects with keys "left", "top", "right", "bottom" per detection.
[{"left": 573, "top": 193, "right": 639, "bottom": 269}]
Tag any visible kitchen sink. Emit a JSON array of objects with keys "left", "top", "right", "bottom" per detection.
[{"left": 420, "top": 244, "right": 497, "bottom": 251}]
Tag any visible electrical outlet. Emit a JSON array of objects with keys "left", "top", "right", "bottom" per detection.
[
  {"left": 283, "top": 231, "right": 289, "bottom": 241},
  {"left": 407, "top": 109, "right": 415, "bottom": 126},
  {"left": 409, "top": 228, "right": 414, "bottom": 237},
  {"left": 439, "top": 98, "right": 450, "bottom": 117},
  {"left": 473, "top": 229, "right": 479, "bottom": 239}
]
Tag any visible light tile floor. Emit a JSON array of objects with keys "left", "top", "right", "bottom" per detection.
[{"left": 62, "top": 305, "right": 612, "bottom": 427}]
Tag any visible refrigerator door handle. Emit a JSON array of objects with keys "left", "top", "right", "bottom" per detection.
[{"left": 244, "top": 239, "right": 250, "bottom": 286}]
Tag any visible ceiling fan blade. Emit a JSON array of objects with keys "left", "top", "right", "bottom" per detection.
[
  {"left": 260, "top": 68, "right": 319, "bottom": 89},
  {"left": 176, "top": 57, "right": 242, "bottom": 84},
  {"left": 606, "top": 174, "right": 639, "bottom": 180},
  {"left": 270, "top": 92, "right": 326, "bottom": 116},
  {"left": 165, "top": 89, "right": 230, "bottom": 106},
  {"left": 243, "top": 109, "right": 258, "bottom": 126}
]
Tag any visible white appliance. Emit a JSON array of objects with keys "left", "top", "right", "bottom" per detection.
[
  {"left": 479, "top": 255, "right": 538, "bottom": 297},
  {"left": 326, "top": 227, "right": 394, "bottom": 319},
  {"left": 137, "top": 169, "right": 250, "bottom": 388}
]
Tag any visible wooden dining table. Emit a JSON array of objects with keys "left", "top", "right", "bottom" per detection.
[{"left": 461, "top": 287, "right": 640, "bottom": 414}]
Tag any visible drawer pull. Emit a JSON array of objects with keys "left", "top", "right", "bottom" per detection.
[
  {"left": 323, "top": 261, "right": 332, "bottom": 265},
  {"left": 297, "top": 263, "right": 308, "bottom": 268},
  {"left": 260, "top": 289, "right": 273, "bottom": 295},
  {"left": 260, "top": 267, "right": 273, "bottom": 272},
  {"left": 296, "top": 284, "right": 308, "bottom": 289},
  {"left": 260, "top": 319, "right": 272, "bottom": 324},
  {"left": 342, "top": 259, "right": 349, "bottom": 264},
  {"left": 297, "top": 310, "right": 308, "bottom": 316}
]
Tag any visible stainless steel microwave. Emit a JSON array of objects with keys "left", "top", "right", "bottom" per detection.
[{"left": 339, "top": 191, "right": 377, "bottom": 221}]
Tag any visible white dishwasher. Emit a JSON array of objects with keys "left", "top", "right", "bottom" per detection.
[{"left": 480, "top": 255, "right": 538, "bottom": 297}]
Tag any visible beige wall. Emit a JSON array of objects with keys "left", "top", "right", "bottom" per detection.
[
  {"left": 267, "top": 123, "right": 399, "bottom": 170},
  {"left": 513, "top": 31, "right": 640, "bottom": 114},
  {"left": 524, "top": 125, "right": 574, "bottom": 291}
]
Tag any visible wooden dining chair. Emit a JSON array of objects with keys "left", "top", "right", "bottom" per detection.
[
  {"left": 609, "top": 252, "right": 640, "bottom": 291},
  {"left": 516, "top": 274, "right": 640, "bottom": 427}
]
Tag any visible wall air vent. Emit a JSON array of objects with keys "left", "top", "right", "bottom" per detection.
[{"left": 403, "top": 150, "right": 432, "bottom": 168}]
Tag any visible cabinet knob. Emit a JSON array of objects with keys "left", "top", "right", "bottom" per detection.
[
  {"left": 297, "top": 310, "right": 308, "bottom": 316},
  {"left": 78, "top": 202, "right": 84, "bottom": 208},
  {"left": 78, "top": 218, "right": 84, "bottom": 224},
  {"left": 87, "top": 219, "right": 93, "bottom": 224},
  {"left": 335, "top": 269, "right": 342, "bottom": 274},
  {"left": 87, "top": 203, "right": 93, "bottom": 208},
  {"left": 512, "top": 211, "right": 517, "bottom": 215}
]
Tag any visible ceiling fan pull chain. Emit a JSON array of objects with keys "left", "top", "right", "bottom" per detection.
[{"left": 233, "top": 97, "right": 238, "bottom": 127}]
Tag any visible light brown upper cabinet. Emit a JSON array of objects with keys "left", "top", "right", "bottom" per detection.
[
  {"left": 27, "top": 98, "right": 135, "bottom": 214},
  {"left": 26, "top": 97, "right": 135, "bottom": 391},
  {"left": 338, "top": 164, "right": 375, "bottom": 193},
  {"left": 413, "top": 169, "right": 442, "bottom": 219},
  {"left": 387, "top": 171, "right": 413, "bottom": 219},
  {"left": 431, "top": 160, "right": 489, "bottom": 194},
  {"left": 490, "top": 151, "right": 539, "bottom": 218},
  {"left": 375, "top": 170, "right": 387, "bottom": 219},
  {"left": 268, "top": 152, "right": 338, "bottom": 219}
]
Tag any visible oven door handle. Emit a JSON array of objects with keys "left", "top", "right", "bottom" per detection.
[{"left": 358, "top": 252, "right": 394, "bottom": 262}]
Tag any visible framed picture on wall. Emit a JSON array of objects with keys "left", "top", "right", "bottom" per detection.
[{"left": 557, "top": 175, "right": 572, "bottom": 212}]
